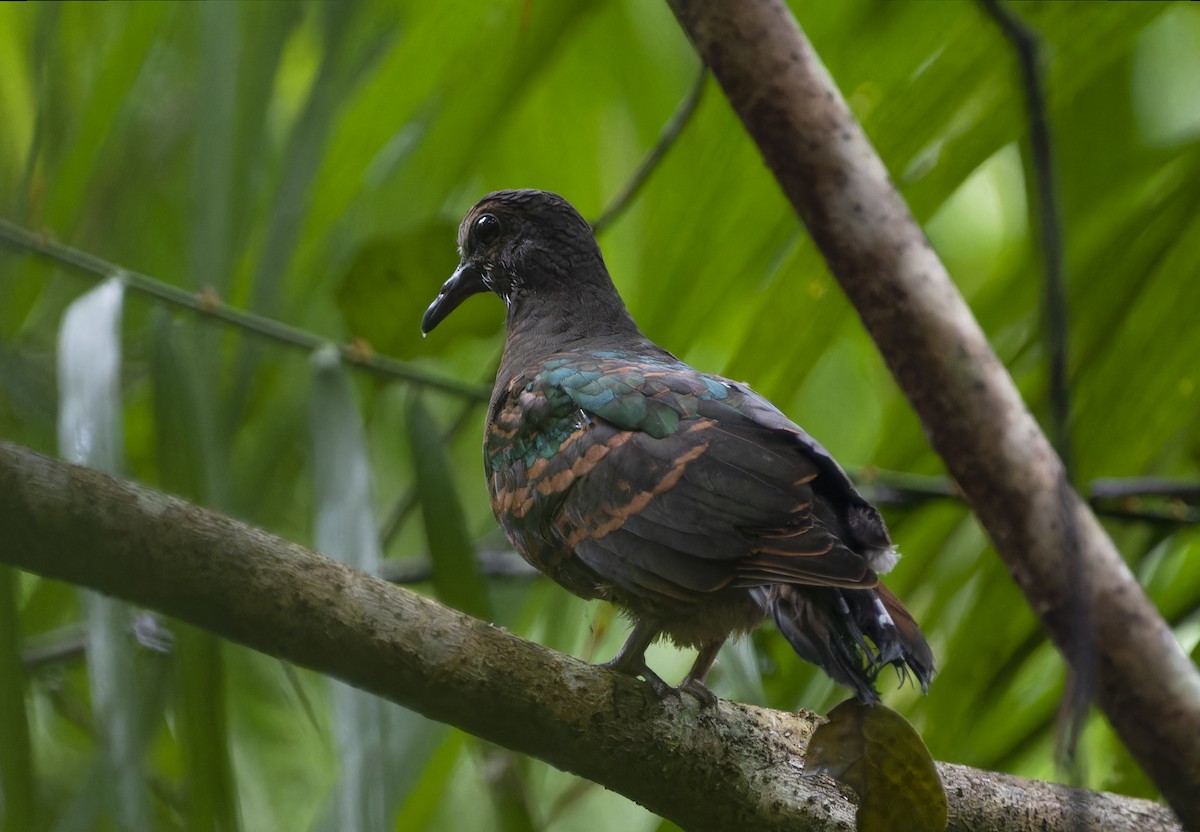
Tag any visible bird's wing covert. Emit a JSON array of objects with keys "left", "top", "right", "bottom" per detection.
[{"left": 520, "top": 354, "right": 880, "bottom": 600}]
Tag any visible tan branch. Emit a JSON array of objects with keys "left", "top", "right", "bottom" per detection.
[{"left": 663, "top": 0, "right": 1200, "bottom": 825}]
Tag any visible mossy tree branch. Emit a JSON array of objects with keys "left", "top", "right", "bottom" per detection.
[{"left": 0, "top": 440, "right": 1180, "bottom": 832}]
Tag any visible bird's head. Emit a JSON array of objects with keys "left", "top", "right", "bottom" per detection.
[{"left": 421, "top": 189, "right": 617, "bottom": 335}]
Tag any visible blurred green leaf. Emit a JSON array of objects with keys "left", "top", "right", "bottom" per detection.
[
  {"left": 335, "top": 221, "right": 497, "bottom": 360},
  {"left": 151, "top": 312, "right": 239, "bottom": 832},
  {"left": 406, "top": 392, "right": 492, "bottom": 621},
  {"left": 0, "top": 566, "right": 38, "bottom": 832},
  {"left": 57, "top": 278, "right": 153, "bottom": 830},
  {"left": 174, "top": 625, "right": 239, "bottom": 832}
]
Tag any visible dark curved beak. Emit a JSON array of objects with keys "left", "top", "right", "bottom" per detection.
[{"left": 421, "top": 262, "right": 489, "bottom": 334}]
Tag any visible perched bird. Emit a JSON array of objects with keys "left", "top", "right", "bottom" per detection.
[{"left": 422, "top": 189, "right": 933, "bottom": 702}]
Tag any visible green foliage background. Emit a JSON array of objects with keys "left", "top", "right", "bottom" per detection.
[{"left": 2, "top": 1, "right": 1199, "bottom": 829}]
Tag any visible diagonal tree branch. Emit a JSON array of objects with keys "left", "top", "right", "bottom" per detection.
[
  {"left": 0, "top": 219, "right": 489, "bottom": 402},
  {"left": 0, "top": 440, "right": 1180, "bottom": 832},
  {"left": 662, "top": 0, "right": 1200, "bottom": 826}
]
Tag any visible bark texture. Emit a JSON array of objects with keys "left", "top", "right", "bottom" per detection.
[
  {"left": 664, "top": 0, "right": 1200, "bottom": 827},
  {"left": 0, "top": 440, "right": 1180, "bottom": 832}
]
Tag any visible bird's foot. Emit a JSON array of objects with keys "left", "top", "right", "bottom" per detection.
[
  {"left": 677, "top": 677, "right": 719, "bottom": 708},
  {"left": 598, "top": 621, "right": 717, "bottom": 704},
  {"left": 599, "top": 653, "right": 674, "bottom": 698},
  {"left": 600, "top": 655, "right": 718, "bottom": 705}
]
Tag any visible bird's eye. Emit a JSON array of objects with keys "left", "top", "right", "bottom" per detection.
[{"left": 474, "top": 213, "right": 502, "bottom": 246}]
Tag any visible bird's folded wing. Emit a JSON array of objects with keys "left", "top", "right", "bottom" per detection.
[{"left": 524, "top": 357, "right": 880, "bottom": 601}]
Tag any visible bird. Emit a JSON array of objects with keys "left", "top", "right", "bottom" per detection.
[{"left": 421, "top": 189, "right": 933, "bottom": 703}]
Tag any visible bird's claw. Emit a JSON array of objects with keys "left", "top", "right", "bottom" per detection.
[
  {"left": 599, "top": 624, "right": 718, "bottom": 705},
  {"left": 600, "top": 657, "right": 717, "bottom": 706},
  {"left": 600, "top": 654, "right": 672, "bottom": 697},
  {"left": 642, "top": 668, "right": 675, "bottom": 699},
  {"left": 678, "top": 677, "right": 719, "bottom": 708}
]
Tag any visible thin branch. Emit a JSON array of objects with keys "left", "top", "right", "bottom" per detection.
[
  {"left": 0, "top": 440, "right": 1180, "bottom": 832},
  {"left": 664, "top": 0, "right": 1200, "bottom": 825},
  {"left": 380, "top": 394, "right": 487, "bottom": 548},
  {"left": 978, "top": 0, "right": 1072, "bottom": 479},
  {"left": 978, "top": 0, "right": 1090, "bottom": 770},
  {"left": 1090, "top": 478, "right": 1200, "bottom": 503},
  {"left": 1092, "top": 505, "right": 1200, "bottom": 525},
  {"left": 851, "top": 468, "right": 1200, "bottom": 527},
  {"left": 0, "top": 219, "right": 489, "bottom": 402},
  {"left": 590, "top": 66, "right": 708, "bottom": 237}
]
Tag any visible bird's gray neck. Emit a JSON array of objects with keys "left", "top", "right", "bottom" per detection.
[{"left": 492, "top": 279, "right": 653, "bottom": 401}]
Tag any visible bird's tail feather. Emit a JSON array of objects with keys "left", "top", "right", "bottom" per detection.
[{"left": 753, "top": 583, "right": 934, "bottom": 701}]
